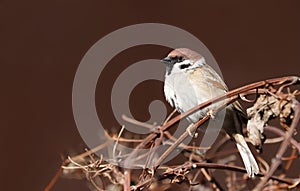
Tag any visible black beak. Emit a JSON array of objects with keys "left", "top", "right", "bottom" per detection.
[{"left": 161, "top": 56, "right": 172, "bottom": 64}]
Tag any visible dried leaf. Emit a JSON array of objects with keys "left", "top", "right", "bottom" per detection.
[{"left": 247, "top": 94, "right": 295, "bottom": 149}]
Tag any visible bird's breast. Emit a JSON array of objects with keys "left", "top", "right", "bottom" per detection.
[{"left": 164, "top": 71, "right": 226, "bottom": 123}]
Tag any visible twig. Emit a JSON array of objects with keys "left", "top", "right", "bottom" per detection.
[
  {"left": 283, "top": 148, "right": 297, "bottom": 171},
  {"left": 133, "top": 161, "right": 295, "bottom": 190},
  {"left": 90, "top": 177, "right": 105, "bottom": 191},
  {"left": 200, "top": 168, "right": 224, "bottom": 191},
  {"left": 163, "top": 109, "right": 177, "bottom": 125},
  {"left": 65, "top": 141, "right": 109, "bottom": 163},
  {"left": 122, "top": 114, "right": 158, "bottom": 130},
  {"left": 113, "top": 125, "right": 125, "bottom": 160},
  {"left": 265, "top": 125, "right": 300, "bottom": 153},
  {"left": 154, "top": 115, "right": 210, "bottom": 167},
  {"left": 264, "top": 137, "right": 284, "bottom": 144},
  {"left": 128, "top": 76, "right": 299, "bottom": 161},
  {"left": 254, "top": 99, "right": 300, "bottom": 191},
  {"left": 124, "top": 169, "right": 131, "bottom": 191},
  {"left": 188, "top": 168, "right": 202, "bottom": 190},
  {"left": 163, "top": 131, "right": 210, "bottom": 151},
  {"left": 43, "top": 160, "right": 65, "bottom": 191},
  {"left": 57, "top": 76, "right": 300, "bottom": 191},
  {"left": 110, "top": 136, "right": 144, "bottom": 143},
  {"left": 257, "top": 156, "right": 270, "bottom": 174}
]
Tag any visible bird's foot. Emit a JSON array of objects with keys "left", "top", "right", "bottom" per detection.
[
  {"left": 186, "top": 123, "right": 195, "bottom": 137},
  {"left": 208, "top": 109, "right": 215, "bottom": 119}
]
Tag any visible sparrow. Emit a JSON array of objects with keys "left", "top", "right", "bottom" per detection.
[{"left": 162, "top": 48, "right": 259, "bottom": 177}]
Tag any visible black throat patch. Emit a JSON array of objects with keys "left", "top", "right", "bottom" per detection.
[{"left": 166, "top": 63, "right": 174, "bottom": 75}]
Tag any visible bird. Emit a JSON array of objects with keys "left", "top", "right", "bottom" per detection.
[{"left": 161, "top": 48, "right": 259, "bottom": 177}]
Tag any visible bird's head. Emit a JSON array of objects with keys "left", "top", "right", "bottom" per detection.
[{"left": 161, "top": 48, "right": 205, "bottom": 75}]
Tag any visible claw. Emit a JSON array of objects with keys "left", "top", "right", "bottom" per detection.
[
  {"left": 208, "top": 110, "right": 215, "bottom": 119},
  {"left": 186, "top": 123, "right": 195, "bottom": 137}
]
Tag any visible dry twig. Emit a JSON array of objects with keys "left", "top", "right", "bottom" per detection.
[{"left": 47, "top": 76, "right": 300, "bottom": 191}]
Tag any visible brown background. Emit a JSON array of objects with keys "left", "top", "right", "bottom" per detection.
[{"left": 1, "top": 1, "right": 300, "bottom": 190}]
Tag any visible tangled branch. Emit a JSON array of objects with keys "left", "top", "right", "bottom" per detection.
[{"left": 45, "top": 76, "right": 300, "bottom": 191}]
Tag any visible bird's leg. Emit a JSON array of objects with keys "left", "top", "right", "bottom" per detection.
[{"left": 187, "top": 110, "right": 215, "bottom": 137}]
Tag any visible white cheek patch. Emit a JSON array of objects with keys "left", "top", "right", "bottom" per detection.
[
  {"left": 173, "top": 59, "right": 192, "bottom": 71},
  {"left": 179, "top": 59, "right": 192, "bottom": 65},
  {"left": 174, "top": 58, "right": 206, "bottom": 72}
]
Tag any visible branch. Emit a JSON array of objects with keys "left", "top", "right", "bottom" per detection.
[{"left": 254, "top": 98, "right": 300, "bottom": 191}]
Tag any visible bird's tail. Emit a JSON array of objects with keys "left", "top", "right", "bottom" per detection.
[{"left": 233, "top": 134, "right": 259, "bottom": 178}]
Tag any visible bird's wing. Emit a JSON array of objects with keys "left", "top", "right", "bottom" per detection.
[
  {"left": 188, "top": 64, "right": 228, "bottom": 96},
  {"left": 200, "top": 64, "right": 229, "bottom": 92},
  {"left": 193, "top": 64, "right": 248, "bottom": 123}
]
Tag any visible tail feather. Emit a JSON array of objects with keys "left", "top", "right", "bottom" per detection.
[{"left": 234, "top": 134, "right": 259, "bottom": 177}]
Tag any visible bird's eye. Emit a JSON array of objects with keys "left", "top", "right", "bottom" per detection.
[{"left": 176, "top": 56, "right": 184, "bottom": 62}]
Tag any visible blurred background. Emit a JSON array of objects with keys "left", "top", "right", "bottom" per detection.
[{"left": 1, "top": 1, "right": 300, "bottom": 190}]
